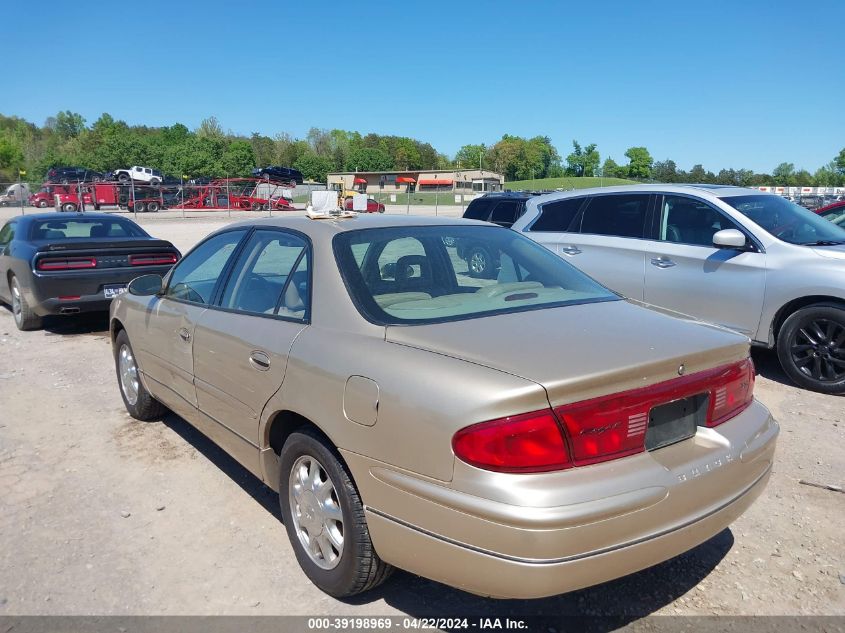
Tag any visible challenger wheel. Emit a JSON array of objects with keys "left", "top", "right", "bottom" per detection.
[
  {"left": 777, "top": 304, "right": 845, "bottom": 394},
  {"left": 114, "top": 329, "right": 168, "bottom": 420},
  {"left": 9, "top": 276, "right": 42, "bottom": 331},
  {"left": 279, "top": 429, "right": 392, "bottom": 597}
]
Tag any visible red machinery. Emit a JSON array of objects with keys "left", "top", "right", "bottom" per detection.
[{"left": 173, "top": 178, "right": 296, "bottom": 211}]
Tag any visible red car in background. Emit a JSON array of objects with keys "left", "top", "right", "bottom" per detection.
[
  {"left": 815, "top": 200, "right": 845, "bottom": 227},
  {"left": 344, "top": 196, "right": 385, "bottom": 213}
]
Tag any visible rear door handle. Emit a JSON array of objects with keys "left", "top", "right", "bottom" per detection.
[
  {"left": 249, "top": 351, "right": 271, "bottom": 371},
  {"left": 650, "top": 256, "right": 676, "bottom": 268},
  {"left": 561, "top": 245, "right": 582, "bottom": 256},
  {"left": 178, "top": 327, "right": 191, "bottom": 342}
]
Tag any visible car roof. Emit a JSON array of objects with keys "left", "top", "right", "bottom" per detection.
[
  {"left": 224, "top": 213, "right": 490, "bottom": 239},
  {"left": 526, "top": 183, "right": 766, "bottom": 206},
  {"left": 15, "top": 212, "right": 131, "bottom": 223}
]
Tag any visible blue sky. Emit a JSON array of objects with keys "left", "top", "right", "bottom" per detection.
[{"left": 3, "top": 0, "right": 842, "bottom": 173}]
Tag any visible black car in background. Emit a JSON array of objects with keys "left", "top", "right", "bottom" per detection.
[
  {"left": 252, "top": 165, "right": 304, "bottom": 185},
  {"left": 456, "top": 192, "right": 537, "bottom": 278},
  {"left": 46, "top": 166, "right": 106, "bottom": 184},
  {"left": 0, "top": 213, "right": 180, "bottom": 330}
]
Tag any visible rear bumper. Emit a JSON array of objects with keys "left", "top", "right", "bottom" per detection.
[
  {"left": 25, "top": 266, "right": 173, "bottom": 316},
  {"left": 343, "top": 400, "right": 778, "bottom": 598}
]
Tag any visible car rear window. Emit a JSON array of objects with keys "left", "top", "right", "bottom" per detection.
[
  {"left": 30, "top": 218, "right": 147, "bottom": 240},
  {"left": 334, "top": 225, "right": 617, "bottom": 325},
  {"left": 579, "top": 194, "right": 649, "bottom": 238}
]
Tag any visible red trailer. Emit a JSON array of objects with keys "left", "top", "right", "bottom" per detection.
[{"left": 172, "top": 178, "right": 295, "bottom": 210}]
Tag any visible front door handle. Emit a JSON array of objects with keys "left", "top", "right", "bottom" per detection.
[
  {"left": 249, "top": 351, "right": 271, "bottom": 371},
  {"left": 561, "top": 245, "right": 582, "bottom": 256},
  {"left": 650, "top": 256, "right": 676, "bottom": 268},
  {"left": 178, "top": 327, "right": 191, "bottom": 342}
]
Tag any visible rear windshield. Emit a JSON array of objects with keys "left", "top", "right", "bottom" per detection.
[
  {"left": 30, "top": 218, "right": 148, "bottom": 240},
  {"left": 334, "top": 225, "right": 617, "bottom": 325},
  {"left": 720, "top": 194, "right": 845, "bottom": 245}
]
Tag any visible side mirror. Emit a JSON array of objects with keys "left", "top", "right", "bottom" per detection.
[
  {"left": 128, "top": 274, "right": 163, "bottom": 296},
  {"left": 713, "top": 229, "right": 747, "bottom": 249}
]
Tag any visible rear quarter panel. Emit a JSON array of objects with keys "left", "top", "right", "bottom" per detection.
[{"left": 261, "top": 325, "right": 549, "bottom": 483}]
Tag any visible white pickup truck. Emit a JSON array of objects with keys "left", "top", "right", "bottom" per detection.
[{"left": 112, "top": 166, "right": 163, "bottom": 186}]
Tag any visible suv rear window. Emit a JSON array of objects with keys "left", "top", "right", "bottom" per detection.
[
  {"left": 463, "top": 198, "right": 495, "bottom": 221},
  {"left": 580, "top": 194, "right": 649, "bottom": 238},
  {"left": 489, "top": 200, "right": 523, "bottom": 226},
  {"left": 530, "top": 198, "right": 584, "bottom": 232}
]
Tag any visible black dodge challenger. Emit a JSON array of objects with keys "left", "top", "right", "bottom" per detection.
[{"left": 0, "top": 213, "right": 180, "bottom": 330}]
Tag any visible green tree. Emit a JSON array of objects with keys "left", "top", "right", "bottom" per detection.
[
  {"left": 623, "top": 146, "right": 653, "bottom": 179},
  {"left": 345, "top": 147, "right": 392, "bottom": 172},
  {"left": 772, "top": 162, "right": 796, "bottom": 185},
  {"left": 834, "top": 148, "right": 845, "bottom": 176},
  {"left": 455, "top": 144, "right": 487, "bottom": 169},
  {"left": 196, "top": 116, "right": 224, "bottom": 139},
  {"left": 602, "top": 157, "right": 626, "bottom": 178},
  {"left": 221, "top": 140, "right": 256, "bottom": 177},
  {"left": 48, "top": 111, "right": 86, "bottom": 139},
  {"left": 652, "top": 159, "right": 678, "bottom": 182},
  {"left": 294, "top": 153, "right": 335, "bottom": 183}
]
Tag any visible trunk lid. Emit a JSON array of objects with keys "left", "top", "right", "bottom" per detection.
[{"left": 385, "top": 299, "right": 749, "bottom": 406}]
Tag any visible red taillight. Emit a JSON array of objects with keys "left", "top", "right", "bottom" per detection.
[
  {"left": 128, "top": 253, "right": 178, "bottom": 266},
  {"left": 452, "top": 410, "right": 571, "bottom": 473},
  {"left": 453, "top": 359, "right": 755, "bottom": 473},
  {"left": 37, "top": 257, "right": 97, "bottom": 271},
  {"left": 707, "top": 358, "right": 755, "bottom": 427}
]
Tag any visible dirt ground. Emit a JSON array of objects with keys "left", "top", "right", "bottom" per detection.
[{"left": 0, "top": 207, "right": 843, "bottom": 619}]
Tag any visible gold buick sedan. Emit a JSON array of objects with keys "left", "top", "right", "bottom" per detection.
[{"left": 110, "top": 214, "right": 778, "bottom": 599}]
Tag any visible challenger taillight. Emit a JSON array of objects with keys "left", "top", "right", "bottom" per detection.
[
  {"left": 37, "top": 257, "right": 97, "bottom": 271},
  {"left": 453, "top": 359, "right": 755, "bottom": 473},
  {"left": 128, "top": 253, "right": 178, "bottom": 266}
]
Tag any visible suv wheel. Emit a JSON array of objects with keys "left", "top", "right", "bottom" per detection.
[
  {"left": 467, "top": 246, "right": 495, "bottom": 279},
  {"left": 117, "top": 173, "right": 130, "bottom": 184},
  {"left": 777, "top": 304, "right": 845, "bottom": 394}
]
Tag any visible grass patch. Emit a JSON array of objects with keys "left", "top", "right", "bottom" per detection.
[{"left": 503, "top": 176, "right": 637, "bottom": 190}]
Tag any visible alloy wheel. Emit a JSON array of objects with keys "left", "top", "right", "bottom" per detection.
[
  {"left": 118, "top": 344, "right": 140, "bottom": 406},
  {"left": 288, "top": 455, "right": 344, "bottom": 570},
  {"left": 790, "top": 318, "right": 845, "bottom": 382},
  {"left": 11, "top": 279, "right": 22, "bottom": 326},
  {"left": 469, "top": 251, "right": 487, "bottom": 274}
]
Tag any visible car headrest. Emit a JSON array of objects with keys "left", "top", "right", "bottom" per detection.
[{"left": 395, "top": 255, "right": 429, "bottom": 284}]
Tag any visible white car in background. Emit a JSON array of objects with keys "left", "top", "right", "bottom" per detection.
[
  {"left": 112, "top": 166, "right": 163, "bottom": 186},
  {"left": 512, "top": 184, "right": 845, "bottom": 394}
]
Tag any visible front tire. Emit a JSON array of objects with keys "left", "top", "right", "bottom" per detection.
[
  {"left": 61, "top": 203, "right": 77, "bottom": 212},
  {"left": 777, "top": 304, "right": 845, "bottom": 394},
  {"left": 279, "top": 429, "right": 393, "bottom": 597},
  {"left": 10, "top": 276, "right": 42, "bottom": 331},
  {"left": 38, "top": 200, "right": 49, "bottom": 208},
  {"left": 114, "top": 329, "right": 168, "bottom": 420}
]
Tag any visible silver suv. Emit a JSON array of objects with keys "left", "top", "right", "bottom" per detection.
[{"left": 512, "top": 184, "right": 845, "bottom": 394}]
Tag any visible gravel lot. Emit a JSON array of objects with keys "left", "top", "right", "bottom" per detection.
[{"left": 0, "top": 206, "right": 843, "bottom": 618}]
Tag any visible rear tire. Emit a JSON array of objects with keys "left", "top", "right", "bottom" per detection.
[
  {"left": 776, "top": 304, "right": 845, "bottom": 394},
  {"left": 10, "top": 275, "right": 42, "bottom": 331},
  {"left": 134, "top": 202, "right": 146, "bottom": 213},
  {"left": 146, "top": 201, "right": 160, "bottom": 212},
  {"left": 114, "top": 329, "right": 168, "bottom": 420},
  {"left": 279, "top": 429, "right": 393, "bottom": 597},
  {"left": 61, "top": 203, "right": 77, "bottom": 212}
]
